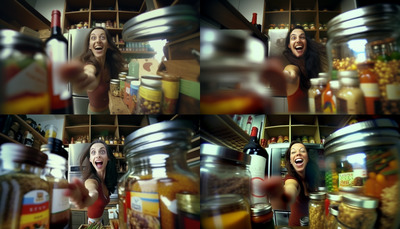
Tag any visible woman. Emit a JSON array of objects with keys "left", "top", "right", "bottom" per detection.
[
  {"left": 264, "top": 141, "right": 320, "bottom": 226},
  {"left": 62, "top": 27, "right": 125, "bottom": 114},
  {"left": 65, "top": 140, "right": 118, "bottom": 224},
  {"left": 282, "top": 26, "right": 328, "bottom": 113}
]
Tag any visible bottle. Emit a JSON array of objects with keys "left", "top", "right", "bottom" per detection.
[
  {"left": 358, "top": 62, "right": 380, "bottom": 114},
  {"left": 245, "top": 115, "right": 253, "bottom": 135},
  {"left": 337, "top": 77, "right": 366, "bottom": 114},
  {"left": 251, "top": 13, "right": 261, "bottom": 31},
  {"left": 322, "top": 80, "right": 339, "bottom": 114},
  {"left": 243, "top": 127, "right": 269, "bottom": 204},
  {"left": 308, "top": 77, "right": 327, "bottom": 113},
  {"left": 45, "top": 10, "right": 73, "bottom": 114}
]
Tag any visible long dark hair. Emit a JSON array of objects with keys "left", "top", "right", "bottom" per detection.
[
  {"left": 80, "top": 27, "right": 125, "bottom": 79},
  {"left": 283, "top": 26, "right": 328, "bottom": 91},
  {"left": 80, "top": 139, "right": 118, "bottom": 194},
  {"left": 285, "top": 141, "right": 320, "bottom": 194}
]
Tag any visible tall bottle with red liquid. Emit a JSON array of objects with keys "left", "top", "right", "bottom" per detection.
[{"left": 45, "top": 10, "right": 73, "bottom": 113}]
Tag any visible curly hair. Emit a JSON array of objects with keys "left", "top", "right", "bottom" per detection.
[
  {"left": 283, "top": 26, "right": 328, "bottom": 91},
  {"left": 285, "top": 140, "right": 320, "bottom": 194},
  {"left": 80, "top": 139, "right": 118, "bottom": 194},
  {"left": 79, "top": 27, "right": 125, "bottom": 79}
]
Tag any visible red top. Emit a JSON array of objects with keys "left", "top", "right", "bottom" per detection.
[
  {"left": 87, "top": 181, "right": 110, "bottom": 218},
  {"left": 287, "top": 86, "right": 309, "bottom": 113},
  {"left": 284, "top": 174, "right": 309, "bottom": 226},
  {"left": 87, "top": 72, "right": 109, "bottom": 109}
]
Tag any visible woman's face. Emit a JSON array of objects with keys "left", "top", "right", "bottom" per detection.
[
  {"left": 89, "top": 29, "right": 108, "bottom": 59},
  {"left": 288, "top": 29, "right": 307, "bottom": 57},
  {"left": 289, "top": 143, "right": 309, "bottom": 175},
  {"left": 89, "top": 143, "right": 109, "bottom": 173}
]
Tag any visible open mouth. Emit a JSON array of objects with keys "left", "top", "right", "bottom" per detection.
[
  {"left": 95, "top": 161, "right": 104, "bottom": 169},
  {"left": 294, "top": 158, "right": 304, "bottom": 166},
  {"left": 294, "top": 45, "right": 304, "bottom": 51}
]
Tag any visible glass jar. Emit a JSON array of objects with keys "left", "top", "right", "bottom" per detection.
[
  {"left": 129, "top": 79, "right": 140, "bottom": 114},
  {"left": 324, "top": 118, "right": 400, "bottom": 228},
  {"left": 122, "top": 120, "right": 199, "bottom": 229},
  {"left": 119, "top": 75, "right": 126, "bottom": 98},
  {"left": 0, "top": 143, "right": 50, "bottom": 228},
  {"left": 308, "top": 77, "right": 328, "bottom": 113},
  {"left": 177, "top": 193, "right": 200, "bottom": 229},
  {"left": 250, "top": 203, "right": 274, "bottom": 229},
  {"left": 201, "top": 194, "right": 251, "bottom": 229},
  {"left": 0, "top": 29, "right": 50, "bottom": 113},
  {"left": 325, "top": 193, "right": 342, "bottom": 229},
  {"left": 124, "top": 75, "right": 138, "bottom": 105},
  {"left": 200, "top": 143, "right": 251, "bottom": 202},
  {"left": 337, "top": 77, "right": 365, "bottom": 114},
  {"left": 110, "top": 79, "right": 120, "bottom": 97},
  {"left": 337, "top": 194, "right": 378, "bottom": 229},
  {"left": 136, "top": 75, "right": 162, "bottom": 114},
  {"left": 309, "top": 192, "right": 326, "bottom": 229},
  {"left": 161, "top": 73, "right": 180, "bottom": 114},
  {"left": 327, "top": 4, "right": 400, "bottom": 114},
  {"left": 40, "top": 138, "right": 70, "bottom": 229}
]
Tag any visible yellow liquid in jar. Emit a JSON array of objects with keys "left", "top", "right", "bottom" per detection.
[{"left": 202, "top": 210, "right": 251, "bottom": 229}]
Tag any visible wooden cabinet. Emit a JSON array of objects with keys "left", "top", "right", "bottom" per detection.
[{"left": 263, "top": 0, "right": 341, "bottom": 42}]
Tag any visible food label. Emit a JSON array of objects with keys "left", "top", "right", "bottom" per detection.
[
  {"left": 139, "top": 86, "right": 162, "bottom": 102},
  {"left": 360, "top": 83, "right": 380, "bottom": 98},
  {"left": 338, "top": 172, "right": 353, "bottom": 187},
  {"left": 249, "top": 155, "right": 267, "bottom": 203},
  {"left": 386, "top": 84, "right": 400, "bottom": 100},
  {"left": 126, "top": 191, "right": 161, "bottom": 228},
  {"left": 162, "top": 80, "right": 179, "bottom": 99},
  {"left": 308, "top": 97, "right": 316, "bottom": 113},
  {"left": 51, "top": 188, "right": 69, "bottom": 213},
  {"left": 46, "top": 40, "right": 69, "bottom": 99},
  {"left": 20, "top": 190, "right": 50, "bottom": 229}
]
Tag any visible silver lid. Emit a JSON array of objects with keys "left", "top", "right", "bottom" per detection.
[
  {"left": 200, "top": 143, "right": 251, "bottom": 165},
  {"left": 329, "top": 80, "right": 339, "bottom": 89},
  {"left": 126, "top": 75, "right": 139, "bottom": 80},
  {"left": 310, "top": 192, "right": 326, "bottom": 200},
  {"left": 0, "top": 29, "right": 44, "bottom": 50},
  {"left": 318, "top": 72, "right": 329, "bottom": 79},
  {"left": 327, "top": 192, "right": 342, "bottom": 202},
  {"left": 201, "top": 194, "right": 247, "bottom": 210},
  {"left": 0, "top": 143, "right": 48, "bottom": 168},
  {"left": 141, "top": 75, "right": 162, "bottom": 88},
  {"left": 337, "top": 70, "right": 358, "bottom": 79},
  {"left": 311, "top": 77, "right": 328, "bottom": 86},
  {"left": 251, "top": 203, "right": 272, "bottom": 216},
  {"left": 339, "top": 77, "right": 360, "bottom": 87},
  {"left": 330, "top": 205, "right": 339, "bottom": 216},
  {"left": 342, "top": 194, "right": 378, "bottom": 209}
]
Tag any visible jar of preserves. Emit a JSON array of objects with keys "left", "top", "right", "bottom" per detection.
[
  {"left": 136, "top": 75, "right": 162, "bottom": 114},
  {"left": 309, "top": 192, "right": 326, "bottom": 229},
  {"left": 40, "top": 138, "right": 70, "bottom": 229},
  {"left": 250, "top": 203, "right": 274, "bottom": 229},
  {"left": 200, "top": 144, "right": 251, "bottom": 202},
  {"left": 161, "top": 73, "right": 180, "bottom": 114},
  {"left": 309, "top": 77, "right": 328, "bottom": 113},
  {"left": 110, "top": 79, "right": 120, "bottom": 97},
  {"left": 324, "top": 118, "right": 400, "bottom": 228},
  {"left": 337, "top": 195, "right": 378, "bottom": 229},
  {"left": 325, "top": 193, "right": 342, "bottom": 229},
  {"left": 327, "top": 4, "right": 400, "bottom": 114},
  {"left": 177, "top": 193, "right": 200, "bottom": 229},
  {"left": 119, "top": 74, "right": 126, "bottom": 98},
  {"left": 337, "top": 76, "right": 365, "bottom": 114},
  {"left": 122, "top": 120, "right": 199, "bottom": 229},
  {"left": 201, "top": 194, "right": 251, "bottom": 229},
  {"left": 277, "top": 135, "right": 284, "bottom": 143},
  {"left": 357, "top": 62, "right": 380, "bottom": 114},
  {"left": 0, "top": 143, "right": 50, "bottom": 228},
  {"left": 0, "top": 29, "right": 50, "bottom": 113}
]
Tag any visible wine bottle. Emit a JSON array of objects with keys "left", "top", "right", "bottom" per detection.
[
  {"left": 45, "top": 10, "right": 73, "bottom": 114},
  {"left": 243, "top": 126, "right": 269, "bottom": 204},
  {"left": 251, "top": 13, "right": 262, "bottom": 31}
]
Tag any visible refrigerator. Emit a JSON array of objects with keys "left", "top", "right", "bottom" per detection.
[
  {"left": 268, "top": 29, "right": 289, "bottom": 57},
  {"left": 66, "top": 29, "right": 92, "bottom": 114},
  {"left": 266, "top": 143, "right": 324, "bottom": 225}
]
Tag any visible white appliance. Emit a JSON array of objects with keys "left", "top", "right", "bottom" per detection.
[
  {"left": 268, "top": 29, "right": 289, "bottom": 57},
  {"left": 66, "top": 29, "right": 92, "bottom": 114}
]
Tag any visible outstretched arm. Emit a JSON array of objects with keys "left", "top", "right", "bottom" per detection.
[{"left": 64, "top": 178, "right": 99, "bottom": 209}]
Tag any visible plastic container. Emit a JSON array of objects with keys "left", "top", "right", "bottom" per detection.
[
  {"left": 200, "top": 144, "right": 251, "bottom": 202},
  {"left": 0, "top": 143, "right": 49, "bottom": 228},
  {"left": 327, "top": 4, "right": 400, "bottom": 114},
  {"left": 201, "top": 194, "right": 251, "bottom": 229},
  {"left": 337, "top": 195, "right": 378, "bottom": 229},
  {"left": 309, "top": 192, "right": 326, "bottom": 229},
  {"left": 250, "top": 203, "right": 274, "bottom": 229},
  {"left": 122, "top": 120, "right": 199, "bottom": 229},
  {"left": 324, "top": 118, "right": 400, "bottom": 228}
]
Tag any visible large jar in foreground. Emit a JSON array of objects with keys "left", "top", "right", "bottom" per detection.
[
  {"left": 327, "top": 4, "right": 400, "bottom": 114},
  {"left": 0, "top": 143, "right": 49, "bottom": 229},
  {"left": 122, "top": 120, "right": 199, "bottom": 229}
]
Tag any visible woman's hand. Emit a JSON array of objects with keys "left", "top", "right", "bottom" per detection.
[
  {"left": 59, "top": 61, "right": 98, "bottom": 93},
  {"left": 64, "top": 178, "right": 90, "bottom": 209},
  {"left": 284, "top": 64, "right": 300, "bottom": 83},
  {"left": 263, "top": 176, "right": 293, "bottom": 208}
]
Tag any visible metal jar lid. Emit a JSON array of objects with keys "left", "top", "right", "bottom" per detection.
[
  {"left": 0, "top": 143, "right": 47, "bottom": 168},
  {"left": 40, "top": 144, "right": 67, "bottom": 169},
  {"left": 330, "top": 205, "right": 339, "bottom": 216},
  {"left": 110, "top": 80, "right": 119, "bottom": 85},
  {"left": 0, "top": 29, "right": 44, "bottom": 50},
  {"left": 141, "top": 75, "right": 162, "bottom": 88},
  {"left": 250, "top": 203, "right": 272, "bottom": 216},
  {"left": 177, "top": 193, "right": 200, "bottom": 215},
  {"left": 327, "top": 192, "right": 342, "bottom": 202},
  {"left": 200, "top": 143, "right": 251, "bottom": 166},
  {"left": 201, "top": 194, "right": 247, "bottom": 211},
  {"left": 310, "top": 192, "right": 326, "bottom": 200},
  {"left": 126, "top": 75, "right": 139, "bottom": 81},
  {"left": 337, "top": 70, "right": 358, "bottom": 79},
  {"left": 341, "top": 194, "right": 378, "bottom": 209},
  {"left": 124, "top": 120, "right": 193, "bottom": 156},
  {"left": 339, "top": 77, "right": 360, "bottom": 87},
  {"left": 327, "top": 4, "right": 400, "bottom": 38}
]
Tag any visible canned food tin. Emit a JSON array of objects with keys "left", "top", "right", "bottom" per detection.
[{"left": 0, "top": 29, "right": 50, "bottom": 113}]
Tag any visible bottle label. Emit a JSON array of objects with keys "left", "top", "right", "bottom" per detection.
[
  {"left": 51, "top": 188, "right": 70, "bottom": 213},
  {"left": 46, "top": 40, "right": 70, "bottom": 100},
  {"left": 127, "top": 191, "right": 161, "bottom": 228},
  {"left": 360, "top": 83, "right": 380, "bottom": 98},
  {"left": 20, "top": 190, "right": 50, "bottom": 229},
  {"left": 249, "top": 155, "right": 267, "bottom": 203},
  {"left": 138, "top": 86, "right": 162, "bottom": 102},
  {"left": 386, "top": 84, "right": 400, "bottom": 100},
  {"left": 308, "top": 97, "right": 316, "bottom": 113}
]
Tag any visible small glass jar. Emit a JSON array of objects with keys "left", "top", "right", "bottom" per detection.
[
  {"left": 337, "top": 195, "right": 378, "bottom": 229},
  {"left": 124, "top": 75, "right": 137, "bottom": 105},
  {"left": 129, "top": 79, "right": 140, "bottom": 114},
  {"left": 177, "top": 193, "right": 200, "bottom": 229},
  {"left": 161, "top": 73, "right": 180, "bottom": 114},
  {"left": 0, "top": 29, "right": 50, "bottom": 113},
  {"left": 309, "top": 192, "right": 326, "bottom": 229},
  {"left": 0, "top": 143, "right": 50, "bottom": 228},
  {"left": 200, "top": 144, "right": 251, "bottom": 202},
  {"left": 119, "top": 74, "right": 126, "bottom": 98},
  {"left": 308, "top": 77, "right": 328, "bottom": 113},
  {"left": 325, "top": 193, "right": 342, "bottom": 229},
  {"left": 201, "top": 194, "right": 251, "bottom": 229},
  {"left": 327, "top": 4, "right": 400, "bottom": 114},
  {"left": 337, "top": 76, "right": 365, "bottom": 114},
  {"left": 40, "top": 138, "right": 70, "bottom": 229},
  {"left": 110, "top": 79, "right": 120, "bottom": 97},
  {"left": 136, "top": 75, "right": 162, "bottom": 114},
  {"left": 250, "top": 203, "right": 274, "bottom": 229},
  {"left": 122, "top": 120, "right": 199, "bottom": 229}
]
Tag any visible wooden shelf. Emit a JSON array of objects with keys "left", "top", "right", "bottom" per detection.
[{"left": 120, "top": 51, "right": 156, "bottom": 55}]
